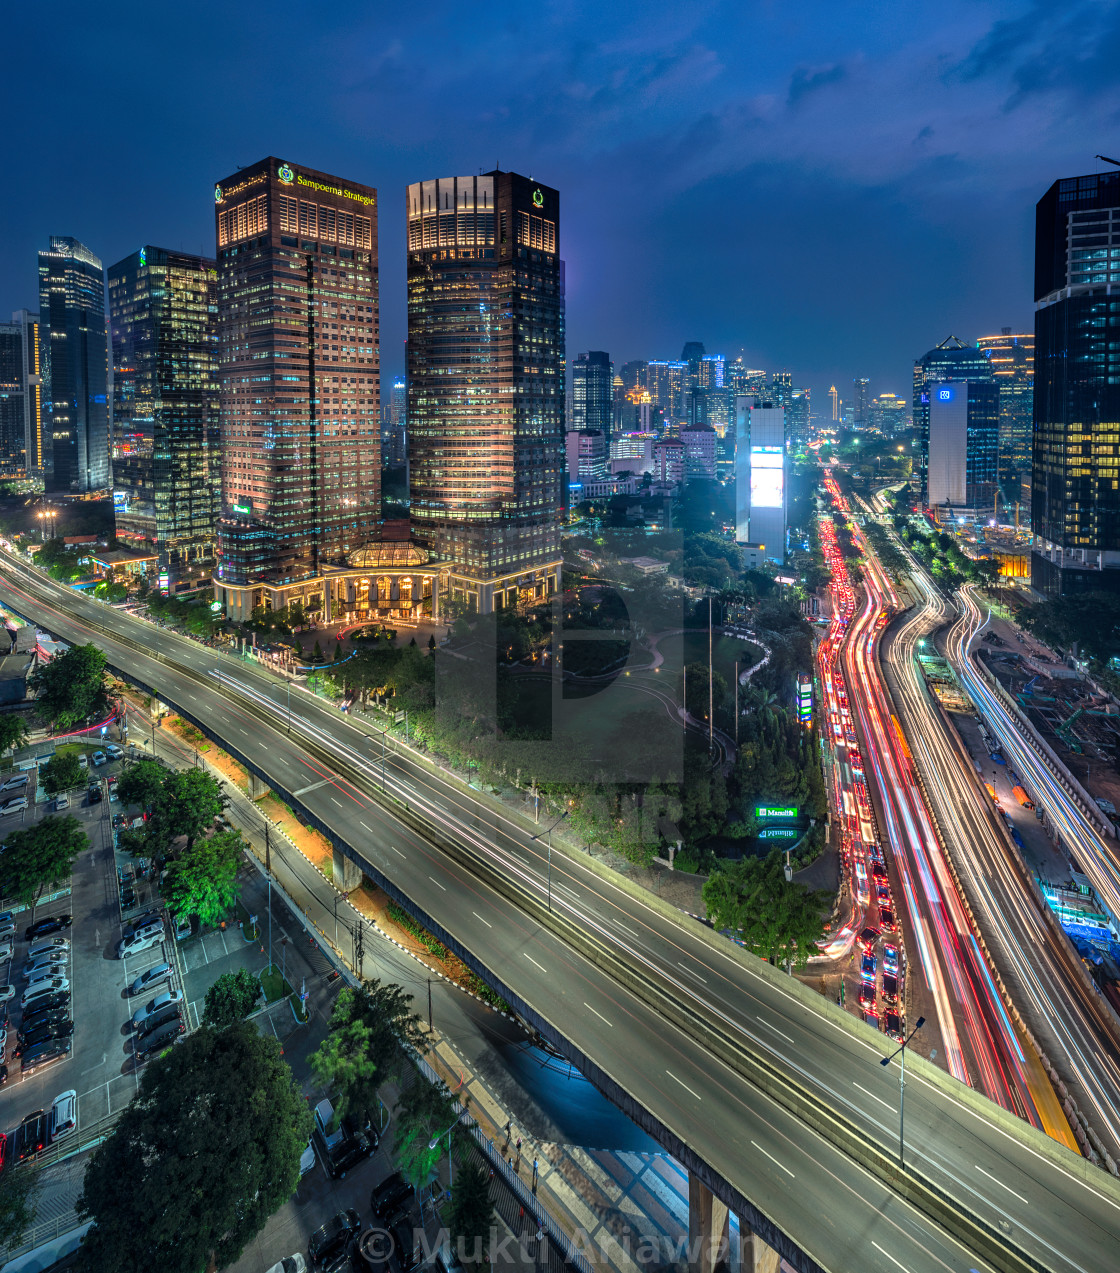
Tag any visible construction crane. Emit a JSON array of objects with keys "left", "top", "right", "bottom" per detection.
[{"left": 1096, "top": 155, "right": 1120, "bottom": 168}]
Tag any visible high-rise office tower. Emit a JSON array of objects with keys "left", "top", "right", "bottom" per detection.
[
  {"left": 571, "top": 351, "right": 612, "bottom": 435},
  {"left": 406, "top": 171, "right": 563, "bottom": 613},
  {"left": 213, "top": 157, "right": 380, "bottom": 616},
  {"left": 38, "top": 237, "right": 109, "bottom": 493},
  {"left": 11, "top": 311, "right": 43, "bottom": 475},
  {"left": 1032, "top": 169, "right": 1120, "bottom": 595},
  {"left": 681, "top": 424, "right": 717, "bottom": 480},
  {"left": 926, "top": 381, "right": 1000, "bottom": 518},
  {"left": 108, "top": 246, "right": 220, "bottom": 585},
  {"left": 734, "top": 396, "right": 785, "bottom": 564},
  {"left": 913, "top": 336, "right": 992, "bottom": 502},
  {"left": 0, "top": 321, "right": 25, "bottom": 473},
  {"left": 767, "top": 371, "right": 793, "bottom": 408},
  {"left": 681, "top": 341, "right": 705, "bottom": 386},
  {"left": 867, "top": 392, "right": 908, "bottom": 438},
  {"left": 852, "top": 377, "right": 870, "bottom": 429},
  {"left": 646, "top": 360, "right": 687, "bottom": 420},
  {"left": 786, "top": 387, "right": 811, "bottom": 448},
  {"left": 828, "top": 385, "right": 839, "bottom": 422},
  {"left": 727, "top": 359, "right": 766, "bottom": 398},
  {"left": 976, "top": 327, "right": 1034, "bottom": 479}
]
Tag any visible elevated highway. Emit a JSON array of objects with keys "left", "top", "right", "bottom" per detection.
[{"left": 2, "top": 554, "right": 1119, "bottom": 1273}]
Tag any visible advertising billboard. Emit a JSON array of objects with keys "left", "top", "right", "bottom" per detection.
[{"left": 750, "top": 446, "right": 783, "bottom": 509}]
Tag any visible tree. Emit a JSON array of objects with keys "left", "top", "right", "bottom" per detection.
[
  {"left": 77, "top": 1022, "right": 312, "bottom": 1273},
  {"left": 40, "top": 751, "right": 84, "bottom": 796},
  {"left": 702, "top": 852, "right": 828, "bottom": 970},
  {"left": 311, "top": 1018, "right": 380, "bottom": 1125},
  {"left": 28, "top": 643, "right": 111, "bottom": 730},
  {"left": 447, "top": 1158, "right": 494, "bottom": 1268},
  {"left": 162, "top": 829, "right": 243, "bottom": 927},
  {"left": 0, "top": 1163, "right": 40, "bottom": 1248},
  {"left": 202, "top": 968, "right": 263, "bottom": 1031},
  {"left": 3, "top": 816, "right": 88, "bottom": 916},
  {"left": 114, "top": 757, "right": 167, "bottom": 812},
  {"left": 333, "top": 641, "right": 343, "bottom": 663},
  {"left": 0, "top": 714, "right": 28, "bottom": 759},
  {"left": 312, "top": 639, "right": 324, "bottom": 663},
  {"left": 393, "top": 1074, "right": 464, "bottom": 1189},
  {"left": 428, "top": 634, "right": 436, "bottom": 651},
  {"left": 151, "top": 768, "right": 227, "bottom": 850}
]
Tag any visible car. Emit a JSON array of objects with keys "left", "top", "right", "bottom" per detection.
[
  {"left": 0, "top": 797, "right": 28, "bottom": 816},
  {"left": 15, "top": 1020, "right": 74, "bottom": 1057},
  {"left": 117, "top": 926, "right": 163, "bottom": 959},
  {"left": 370, "top": 1171, "right": 416, "bottom": 1221},
  {"left": 389, "top": 1218, "right": 421, "bottom": 1272},
  {"left": 174, "top": 916, "right": 192, "bottom": 941},
  {"left": 882, "top": 944, "right": 899, "bottom": 975},
  {"left": 882, "top": 973, "right": 899, "bottom": 1004},
  {"left": 266, "top": 1259, "right": 308, "bottom": 1273},
  {"left": 49, "top": 1090, "right": 77, "bottom": 1141},
  {"left": 0, "top": 775, "right": 28, "bottom": 793},
  {"left": 112, "top": 812, "right": 126, "bottom": 829},
  {"left": 308, "top": 1210, "right": 362, "bottom": 1267},
  {"left": 861, "top": 1008, "right": 881, "bottom": 1029},
  {"left": 857, "top": 982, "right": 876, "bottom": 1009},
  {"left": 0, "top": 920, "right": 14, "bottom": 941},
  {"left": 28, "top": 937, "right": 69, "bottom": 960},
  {"left": 312, "top": 1103, "right": 373, "bottom": 1180},
  {"left": 52, "top": 795, "right": 70, "bottom": 811},
  {"left": 23, "top": 952, "right": 68, "bottom": 980},
  {"left": 132, "top": 988, "right": 183, "bottom": 1030},
  {"left": 77, "top": 754, "right": 88, "bottom": 770},
  {"left": 884, "top": 1011, "right": 904, "bottom": 1041},
  {"left": 128, "top": 961, "right": 172, "bottom": 997},
  {"left": 106, "top": 744, "right": 122, "bottom": 760},
  {"left": 871, "top": 862, "right": 888, "bottom": 880},
  {"left": 21, "top": 1005, "right": 71, "bottom": 1035},
  {"left": 0, "top": 984, "right": 14, "bottom": 1005},
  {"left": 20, "top": 990, "right": 69, "bottom": 1017},
  {"left": 859, "top": 952, "right": 876, "bottom": 981},
  {"left": 91, "top": 751, "right": 106, "bottom": 766},
  {"left": 0, "top": 942, "right": 12, "bottom": 963},
  {"left": 124, "top": 908, "right": 162, "bottom": 935},
  {"left": 108, "top": 773, "right": 118, "bottom": 788},
  {"left": 300, "top": 1136, "right": 316, "bottom": 1177},
  {"left": 13, "top": 1111, "right": 47, "bottom": 1161},
  {"left": 135, "top": 1003, "right": 183, "bottom": 1042},
  {"left": 87, "top": 784, "right": 102, "bottom": 804},
  {"left": 134, "top": 1018, "right": 185, "bottom": 1062},
  {"left": 880, "top": 907, "right": 897, "bottom": 933},
  {"left": 876, "top": 883, "right": 891, "bottom": 903},
  {"left": 119, "top": 885, "right": 136, "bottom": 908},
  {"left": 21, "top": 979, "right": 69, "bottom": 1009},
  {"left": 858, "top": 926, "right": 879, "bottom": 949},
  {"left": 21, "top": 1038, "right": 72, "bottom": 1076},
  {"left": 24, "top": 915, "right": 72, "bottom": 941}
]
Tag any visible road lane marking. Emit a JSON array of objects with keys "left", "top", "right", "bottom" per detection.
[
  {"left": 360, "top": 822, "right": 373, "bottom": 833},
  {"left": 871, "top": 1242, "right": 909, "bottom": 1272},
  {"left": 750, "top": 1140, "right": 794, "bottom": 1178},
  {"left": 389, "top": 845, "right": 405, "bottom": 857},
  {"left": 238, "top": 728, "right": 249, "bottom": 736},
  {"left": 428, "top": 876, "right": 446, "bottom": 891},
  {"left": 472, "top": 912, "right": 492, "bottom": 928},
  {"left": 556, "top": 882, "right": 580, "bottom": 899},
  {"left": 756, "top": 1016, "right": 794, "bottom": 1045},
  {"left": 330, "top": 797, "right": 343, "bottom": 808},
  {"left": 853, "top": 1082, "right": 895, "bottom": 1112},
  {"left": 666, "top": 1070, "right": 701, "bottom": 1100},
  {"left": 583, "top": 1002, "right": 613, "bottom": 1027},
  {"left": 523, "top": 953, "right": 547, "bottom": 973},
  {"left": 973, "top": 1163, "right": 1027, "bottom": 1205},
  {"left": 614, "top": 919, "right": 638, "bottom": 937},
  {"left": 259, "top": 744, "right": 268, "bottom": 751},
  {"left": 677, "top": 961, "right": 707, "bottom": 983}
]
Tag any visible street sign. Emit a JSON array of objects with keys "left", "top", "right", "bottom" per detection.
[
  {"left": 755, "top": 805, "right": 799, "bottom": 820},
  {"left": 759, "top": 827, "right": 799, "bottom": 840}
]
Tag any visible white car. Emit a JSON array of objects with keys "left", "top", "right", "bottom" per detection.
[
  {"left": 265, "top": 1257, "right": 307, "bottom": 1273},
  {"left": 21, "top": 978, "right": 69, "bottom": 1009},
  {"left": 0, "top": 985, "right": 14, "bottom": 1005},
  {"left": 23, "top": 952, "right": 68, "bottom": 980},
  {"left": 0, "top": 942, "right": 12, "bottom": 963},
  {"left": 132, "top": 988, "right": 183, "bottom": 1030},
  {"left": 91, "top": 751, "right": 106, "bottom": 767},
  {"left": 0, "top": 922, "right": 14, "bottom": 941},
  {"left": 53, "top": 795, "right": 70, "bottom": 811},
  {"left": 77, "top": 754, "right": 88, "bottom": 770},
  {"left": 0, "top": 797, "right": 27, "bottom": 816},
  {"left": 49, "top": 1090, "right": 77, "bottom": 1141},
  {"left": 106, "top": 744, "right": 122, "bottom": 760},
  {"left": 27, "top": 937, "right": 69, "bottom": 960}
]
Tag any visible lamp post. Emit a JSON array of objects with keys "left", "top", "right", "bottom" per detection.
[
  {"left": 427, "top": 1110, "right": 465, "bottom": 1196},
  {"left": 880, "top": 1015, "right": 925, "bottom": 1166},
  {"left": 531, "top": 810, "right": 569, "bottom": 912}
]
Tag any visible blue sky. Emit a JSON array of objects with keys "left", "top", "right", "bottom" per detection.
[{"left": 4, "top": 0, "right": 1118, "bottom": 409}]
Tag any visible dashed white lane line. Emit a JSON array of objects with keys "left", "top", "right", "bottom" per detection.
[
  {"left": 974, "top": 1162, "right": 1027, "bottom": 1205},
  {"left": 428, "top": 876, "right": 446, "bottom": 891},
  {"left": 751, "top": 1140, "right": 794, "bottom": 1178},
  {"left": 677, "top": 961, "right": 707, "bottom": 983},
  {"left": 853, "top": 1081, "right": 894, "bottom": 1113},
  {"left": 523, "top": 953, "right": 547, "bottom": 974},
  {"left": 472, "top": 912, "right": 492, "bottom": 928},
  {"left": 583, "top": 1002, "right": 613, "bottom": 1027},
  {"left": 757, "top": 1016, "right": 794, "bottom": 1045},
  {"left": 666, "top": 1070, "right": 701, "bottom": 1100}
]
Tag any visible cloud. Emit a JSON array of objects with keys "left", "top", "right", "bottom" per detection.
[{"left": 788, "top": 62, "right": 847, "bottom": 108}]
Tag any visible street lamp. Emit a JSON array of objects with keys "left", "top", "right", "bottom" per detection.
[
  {"left": 530, "top": 810, "right": 569, "bottom": 912},
  {"left": 427, "top": 1110, "right": 466, "bottom": 1196},
  {"left": 880, "top": 1015, "right": 925, "bottom": 1166}
]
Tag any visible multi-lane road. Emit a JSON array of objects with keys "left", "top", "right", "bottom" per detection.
[{"left": 2, "top": 553, "right": 1120, "bottom": 1273}]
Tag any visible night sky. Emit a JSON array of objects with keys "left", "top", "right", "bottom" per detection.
[{"left": 5, "top": 1, "right": 1118, "bottom": 410}]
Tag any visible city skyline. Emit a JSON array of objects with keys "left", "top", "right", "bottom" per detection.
[{"left": 3, "top": 3, "right": 1116, "bottom": 412}]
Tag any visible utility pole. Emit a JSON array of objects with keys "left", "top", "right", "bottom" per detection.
[
  {"left": 734, "top": 660, "right": 739, "bottom": 745},
  {"left": 353, "top": 919, "right": 365, "bottom": 979},
  {"left": 708, "top": 597, "right": 714, "bottom": 754},
  {"left": 428, "top": 977, "right": 433, "bottom": 1033},
  {"left": 264, "top": 821, "right": 272, "bottom": 969}
]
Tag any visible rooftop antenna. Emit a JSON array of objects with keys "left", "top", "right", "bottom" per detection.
[{"left": 1096, "top": 155, "right": 1120, "bottom": 168}]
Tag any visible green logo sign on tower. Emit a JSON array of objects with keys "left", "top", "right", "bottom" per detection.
[
  {"left": 532, "top": 188, "right": 544, "bottom": 208},
  {"left": 278, "top": 163, "right": 294, "bottom": 185}
]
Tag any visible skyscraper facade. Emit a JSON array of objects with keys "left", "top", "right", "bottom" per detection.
[
  {"left": 406, "top": 171, "right": 563, "bottom": 614},
  {"left": 38, "top": 237, "right": 109, "bottom": 493},
  {"left": 11, "top": 311, "right": 43, "bottom": 475},
  {"left": 852, "top": 377, "right": 870, "bottom": 429},
  {"left": 108, "top": 246, "right": 220, "bottom": 585},
  {"left": 0, "top": 322, "right": 25, "bottom": 473},
  {"left": 571, "top": 351, "right": 612, "bottom": 435},
  {"left": 213, "top": 156, "right": 380, "bottom": 615},
  {"left": 646, "top": 360, "right": 687, "bottom": 420},
  {"left": 926, "top": 381, "right": 1000, "bottom": 517},
  {"left": 976, "top": 327, "right": 1034, "bottom": 478},
  {"left": 381, "top": 375, "right": 407, "bottom": 466},
  {"left": 1032, "top": 169, "right": 1120, "bottom": 595},
  {"left": 734, "top": 397, "right": 785, "bottom": 564},
  {"left": 913, "top": 336, "right": 993, "bottom": 502},
  {"left": 828, "top": 385, "right": 839, "bottom": 422},
  {"left": 867, "top": 392, "right": 908, "bottom": 438}
]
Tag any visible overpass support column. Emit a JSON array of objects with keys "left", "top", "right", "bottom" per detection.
[
  {"left": 247, "top": 772, "right": 270, "bottom": 799},
  {"left": 740, "top": 1224, "right": 779, "bottom": 1273},
  {"left": 688, "top": 1175, "right": 730, "bottom": 1273},
  {"left": 332, "top": 846, "right": 363, "bottom": 892}
]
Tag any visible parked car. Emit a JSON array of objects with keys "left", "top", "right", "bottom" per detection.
[
  {"left": 49, "top": 1090, "right": 77, "bottom": 1141},
  {"left": 106, "top": 743, "right": 122, "bottom": 759},
  {"left": 128, "top": 961, "right": 172, "bottom": 997},
  {"left": 884, "top": 1011, "right": 904, "bottom": 1042},
  {"left": 124, "top": 908, "right": 162, "bottom": 934},
  {"left": 20, "top": 1038, "right": 72, "bottom": 1076},
  {"left": 0, "top": 775, "right": 28, "bottom": 793},
  {"left": 389, "top": 1218, "right": 421, "bottom": 1272},
  {"left": 12, "top": 1111, "right": 47, "bottom": 1161},
  {"left": 116, "top": 925, "right": 164, "bottom": 959},
  {"left": 23, "top": 952, "right": 68, "bottom": 980},
  {"left": 312, "top": 1098, "right": 374, "bottom": 1180},
  {"left": 131, "top": 989, "right": 183, "bottom": 1030},
  {"left": 53, "top": 795, "right": 70, "bottom": 811},
  {"left": 0, "top": 942, "right": 13, "bottom": 964},
  {"left": 77, "top": 754, "right": 88, "bottom": 770},
  {"left": 27, "top": 936, "right": 69, "bottom": 960},
  {"left": 0, "top": 797, "right": 28, "bottom": 816},
  {"left": 266, "top": 1258, "right": 308, "bottom": 1273},
  {"left": 21, "top": 1005, "right": 71, "bottom": 1036},
  {"left": 21, "top": 979, "right": 69, "bottom": 1010},
  {"left": 91, "top": 751, "right": 106, "bottom": 767},
  {"left": 134, "top": 1018, "right": 185, "bottom": 1062},
  {"left": 15, "top": 1020, "right": 74, "bottom": 1057},
  {"left": 0, "top": 920, "right": 15, "bottom": 941},
  {"left": 24, "top": 915, "right": 72, "bottom": 942},
  {"left": 87, "top": 784, "right": 102, "bottom": 804},
  {"left": 135, "top": 1004, "right": 183, "bottom": 1042},
  {"left": 370, "top": 1171, "right": 416, "bottom": 1222},
  {"left": 19, "top": 990, "right": 69, "bottom": 1017},
  {"left": 308, "top": 1210, "right": 362, "bottom": 1267},
  {"left": 0, "top": 984, "right": 14, "bottom": 1005}
]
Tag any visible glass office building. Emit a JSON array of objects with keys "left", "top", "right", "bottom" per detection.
[
  {"left": 912, "top": 336, "right": 992, "bottom": 503},
  {"left": 406, "top": 170, "right": 564, "bottom": 613},
  {"left": 38, "top": 237, "right": 109, "bottom": 493},
  {"left": 571, "top": 351, "right": 612, "bottom": 436},
  {"left": 108, "top": 247, "right": 219, "bottom": 585}
]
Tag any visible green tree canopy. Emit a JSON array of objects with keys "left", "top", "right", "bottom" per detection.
[
  {"left": 150, "top": 768, "right": 227, "bottom": 850},
  {"left": 310, "top": 1018, "right": 380, "bottom": 1126},
  {"left": 76, "top": 1023, "right": 312, "bottom": 1273},
  {"left": 162, "top": 829, "right": 243, "bottom": 927},
  {"left": 447, "top": 1157, "right": 495, "bottom": 1268},
  {"left": 3, "top": 815, "right": 88, "bottom": 915},
  {"left": 202, "top": 968, "right": 263, "bottom": 1031},
  {"left": 0, "top": 1163, "right": 40, "bottom": 1249},
  {"left": 393, "top": 1074, "right": 464, "bottom": 1189},
  {"left": 114, "top": 757, "right": 167, "bottom": 812},
  {"left": 0, "top": 714, "right": 28, "bottom": 758},
  {"left": 702, "top": 851, "right": 829, "bottom": 970},
  {"left": 40, "top": 751, "right": 84, "bottom": 795},
  {"left": 28, "top": 643, "right": 111, "bottom": 730}
]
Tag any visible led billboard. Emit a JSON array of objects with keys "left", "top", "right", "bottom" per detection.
[{"left": 750, "top": 445, "right": 783, "bottom": 509}]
